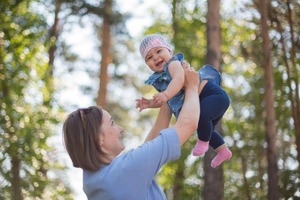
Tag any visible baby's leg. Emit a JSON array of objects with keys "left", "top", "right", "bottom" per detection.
[
  {"left": 207, "top": 89, "right": 231, "bottom": 167},
  {"left": 211, "top": 145, "right": 232, "bottom": 168},
  {"left": 193, "top": 81, "right": 230, "bottom": 156},
  {"left": 198, "top": 80, "right": 208, "bottom": 95},
  {"left": 192, "top": 95, "right": 215, "bottom": 156},
  {"left": 209, "top": 131, "right": 232, "bottom": 168},
  {"left": 192, "top": 80, "right": 209, "bottom": 156},
  {"left": 192, "top": 139, "right": 209, "bottom": 156}
]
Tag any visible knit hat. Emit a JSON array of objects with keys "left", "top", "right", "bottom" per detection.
[{"left": 139, "top": 34, "right": 173, "bottom": 60}]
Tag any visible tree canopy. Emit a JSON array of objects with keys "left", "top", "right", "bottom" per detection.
[{"left": 0, "top": 0, "right": 299, "bottom": 199}]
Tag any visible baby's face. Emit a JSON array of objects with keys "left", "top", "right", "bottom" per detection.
[{"left": 145, "top": 47, "right": 172, "bottom": 72}]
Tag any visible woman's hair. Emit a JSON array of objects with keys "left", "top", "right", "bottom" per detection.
[{"left": 63, "top": 106, "right": 103, "bottom": 171}]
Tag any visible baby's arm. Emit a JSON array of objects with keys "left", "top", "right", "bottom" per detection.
[
  {"left": 153, "top": 60, "right": 185, "bottom": 104},
  {"left": 136, "top": 97, "right": 162, "bottom": 112}
]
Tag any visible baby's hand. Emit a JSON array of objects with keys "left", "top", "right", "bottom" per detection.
[
  {"left": 153, "top": 92, "right": 169, "bottom": 105},
  {"left": 136, "top": 97, "right": 151, "bottom": 112}
]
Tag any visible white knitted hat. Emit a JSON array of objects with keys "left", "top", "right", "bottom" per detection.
[{"left": 139, "top": 34, "right": 173, "bottom": 60}]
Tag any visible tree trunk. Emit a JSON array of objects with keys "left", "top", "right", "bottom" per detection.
[
  {"left": 48, "top": 0, "right": 61, "bottom": 71},
  {"left": 12, "top": 156, "right": 22, "bottom": 200},
  {"left": 270, "top": 1, "right": 300, "bottom": 165},
  {"left": 258, "top": 0, "right": 279, "bottom": 199},
  {"left": 286, "top": 0, "right": 300, "bottom": 166},
  {"left": 172, "top": 162, "right": 185, "bottom": 200},
  {"left": 204, "top": 0, "right": 223, "bottom": 199},
  {"left": 97, "top": 0, "right": 112, "bottom": 109},
  {"left": 204, "top": 151, "right": 223, "bottom": 200},
  {"left": 205, "top": 0, "right": 221, "bottom": 69},
  {"left": 241, "top": 156, "right": 251, "bottom": 200},
  {"left": 45, "top": 0, "right": 62, "bottom": 106}
]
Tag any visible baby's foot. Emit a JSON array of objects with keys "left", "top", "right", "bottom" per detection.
[
  {"left": 192, "top": 140, "right": 209, "bottom": 156},
  {"left": 211, "top": 148, "right": 232, "bottom": 168}
]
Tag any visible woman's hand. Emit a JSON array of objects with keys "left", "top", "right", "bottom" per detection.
[{"left": 181, "top": 60, "right": 199, "bottom": 90}]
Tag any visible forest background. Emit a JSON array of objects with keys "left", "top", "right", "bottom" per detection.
[{"left": 1, "top": 0, "right": 300, "bottom": 200}]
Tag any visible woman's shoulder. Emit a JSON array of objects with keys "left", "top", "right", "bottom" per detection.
[{"left": 124, "top": 128, "right": 180, "bottom": 163}]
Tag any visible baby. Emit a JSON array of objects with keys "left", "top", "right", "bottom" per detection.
[{"left": 136, "top": 34, "right": 232, "bottom": 168}]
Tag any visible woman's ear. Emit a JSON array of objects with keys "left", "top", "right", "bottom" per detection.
[{"left": 98, "top": 134, "right": 104, "bottom": 147}]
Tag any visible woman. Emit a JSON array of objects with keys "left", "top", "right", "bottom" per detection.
[{"left": 63, "top": 62, "right": 200, "bottom": 200}]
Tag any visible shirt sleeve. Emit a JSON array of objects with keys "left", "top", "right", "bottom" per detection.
[{"left": 122, "top": 127, "right": 181, "bottom": 185}]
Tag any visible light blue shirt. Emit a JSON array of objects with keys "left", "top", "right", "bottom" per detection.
[{"left": 83, "top": 128, "right": 181, "bottom": 200}]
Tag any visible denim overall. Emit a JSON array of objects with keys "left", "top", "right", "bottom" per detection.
[{"left": 145, "top": 53, "right": 222, "bottom": 119}]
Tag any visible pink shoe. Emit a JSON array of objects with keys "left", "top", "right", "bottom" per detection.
[
  {"left": 192, "top": 139, "right": 209, "bottom": 156},
  {"left": 211, "top": 148, "right": 232, "bottom": 168}
]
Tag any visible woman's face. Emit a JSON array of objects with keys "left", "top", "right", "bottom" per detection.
[
  {"left": 145, "top": 47, "right": 172, "bottom": 72},
  {"left": 99, "top": 110, "right": 125, "bottom": 157}
]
